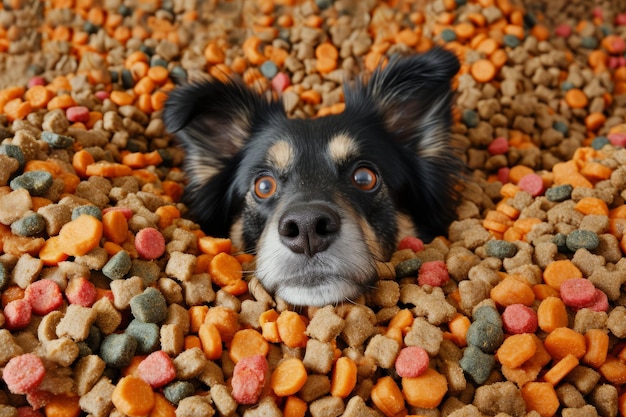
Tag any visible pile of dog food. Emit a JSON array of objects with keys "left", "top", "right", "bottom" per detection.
[{"left": 1, "top": 0, "right": 626, "bottom": 416}]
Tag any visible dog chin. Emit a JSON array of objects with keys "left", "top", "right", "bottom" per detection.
[{"left": 254, "top": 220, "right": 378, "bottom": 306}]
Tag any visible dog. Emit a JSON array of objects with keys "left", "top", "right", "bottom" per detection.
[{"left": 163, "top": 47, "right": 464, "bottom": 306}]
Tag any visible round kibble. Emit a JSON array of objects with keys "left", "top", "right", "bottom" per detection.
[
  {"left": 138, "top": 350, "right": 177, "bottom": 388},
  {"left": 565, "top": 230, "right": 600, "bottom": 251},
  {"left": 485, "top": 240, "right": 517, "bottom": 259},
  {"left": 502, "top": 304, "right": 538, "bottom": 334},
  {"left": 395, "top": 257, "right": 422, "bottom": 278},
  {"left": 545, "top": 184, "right": 573, "bottom": 202},
  {"left": 102, "top": 250, "right": 132, "bottom": 280},
  {"left": 24, "top": 279, "right": 63, "bottom": 315},
  {"left": 125, "top": 319, "right": 161, "bottom": 354},
  {"left": 41, "top": 131, "right": 74, "bottom": 149},
  {"left": 10, "top": 171, "right": 53, "bottom": 196},
  {"left": 397, "top": 236, "right": 425, "bottom": 252},
  {"left": 231, "top": 354, "right": 268, "bottom": 405},
  {"left": 3, "top": 354, "right": 46, "bottom": 394},
  {"left": 4, "top": 298, "right": 32, "bottom": 330},
  {"left": 503, "top": 34, "right": 520, "bottom": 48},
  {"left": 459, "top": 345, "right": 495, "bottom": 385},
  {"left": 100, "top": 333, "right": 137, "bottom": 368},
  {"left": 586, "top": 289, "right": 609, "bottom": 312},
  {"left": 560, "top": 278, "right": 597, "bottom": 309},
  {"left": 417, "top": 260, "right": 449, "bottom": 287},
  {"left": 163, "top": 381, "right": 195, "bottom": 405},
  {"left": 65, "top": 276, "right": 97, "bottom": 307},
  {"left": 517, "top": 173, "right": 545, "bottom": 197},
  {"left": 11, "top": 213, "right": 46, "bottom": 236},
  {"left": 0, "top": 144, "right": 26, "bottom": 169},
  {"left": 135, "top": 227, "right": 166, "bottom": 260},
  {"left": 466, "top": 320, "right": 504, "bottom": 353},
  {"left": 488, "top": 137, "right": 509, "bottom": 155},
  {"left": 72, "top": 205, "right": 102, "bottom": 221},
  {"left": 395, "top": 346, "right": 429, "bottom": 378},
  {"left": 130, "top": 287, "right": 168, "bottom": 324},
  {"left": 260, "top": 61, "right": 279, "bottom": 79},
  {"left": 461, "top": 109, "right": 479, "bottom": 127},
  {"left": 440, "top": 28, "right": 457, "bottom": 42},
  {"left": 591, "top": 136, "right": 610, "bottom": 150},
  {"left": 473, "top": 305, "right": 503, "bottom": 327}
]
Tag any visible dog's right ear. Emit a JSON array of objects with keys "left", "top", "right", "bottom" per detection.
[
  {"left": 163, "top": 80, "right": 281, "bottom": 236},
  {"left": 163, "top": 80, "right": 276, "bottom": 193}
]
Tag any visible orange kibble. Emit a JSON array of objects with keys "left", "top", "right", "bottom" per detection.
[
  {"left": 490, "top": 275, "right": 535, "bottom": 307},
  {"left": 574, "top": 197, "right": 609, "bottom": 216},
  {"left": 470, "top": 59, "right": 497, "bottom": 83},
  {"left": 454, "top": 22, "right": 475, "bottom": 41},
  {"left": 204, "top": 42, "right": 226, "bottom": 65},
  {"left": 110, "top": 90, "right": 135, "bottom": 106},
  {"left": 537, "top": 297, "right": 569, "bottom": 333},
  {"left": 565, "top": 88, "right": 588, "bottom": 109},
  {"left": 544, "top": 327, "right": 587, "bottom": 361},
  {"left": 543, "top": 260, "right": 583, "bottom": 291}
]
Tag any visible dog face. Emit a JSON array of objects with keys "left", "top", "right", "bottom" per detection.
[{"left": 163, "top": 47, "right": 463, "bottom": 306}]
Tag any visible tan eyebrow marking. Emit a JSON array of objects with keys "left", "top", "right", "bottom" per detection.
[
  {"left": 266, "top": 140, "right": 294, "bottom": 172},
  {"left": 328, "top": 133, "right": 359, "bottom": 164}
]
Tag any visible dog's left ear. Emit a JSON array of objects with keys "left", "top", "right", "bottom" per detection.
[{"left": 344, "top": 48, "right": 463, "bottom": 238}]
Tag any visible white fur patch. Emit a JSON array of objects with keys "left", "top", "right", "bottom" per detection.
[
  {"left": 327, "top": 134, "right": 359, "bottom": 164},
  {"left": 266, "top": 140, "right": 294, "bottom": 172}
]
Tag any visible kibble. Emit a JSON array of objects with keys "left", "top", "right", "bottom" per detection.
[{"left": 10, "top": 171, "right": 53, "bottom": 196}]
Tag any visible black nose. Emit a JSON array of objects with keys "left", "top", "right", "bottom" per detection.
[{"left": 278, "top": 203, "right": 341, "bottom": 257}]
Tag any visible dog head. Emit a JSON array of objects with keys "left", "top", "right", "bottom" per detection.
[{"left": 163, "top": 47, "right": 463, "bottom": 306}]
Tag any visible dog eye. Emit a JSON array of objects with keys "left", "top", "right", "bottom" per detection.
[
  {"left": 352, "top": 167, "right": 378, "bottom": 192},
  {"left": 254, "top": 175, "right": 277, "bottom": 199}
]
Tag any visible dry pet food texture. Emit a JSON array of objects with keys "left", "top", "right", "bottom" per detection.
[{"left": 1, "top": 0, "right": 626, "bottom": 416}]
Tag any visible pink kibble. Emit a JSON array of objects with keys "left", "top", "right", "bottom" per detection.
[
  {"left": 502, "top": 304, "right": 538, "bottom": 334},
  {"left": 498, "top": 167, "right": 510, "bottom": 184},
  {"left": 66, "top": 106, "right": 90, "bottom": 123},
  {"left": 95, "top": 90, "right": 110, "bottom": 101},
  {"left": 138, "top": 350, "right": 176, "bottom": 388},
  {"left": 135, "top": 227, "right": 166, "bottom": 260},
  {"left": 17, "top": 406, "right": 45, "bottom": 417},
  {"left": 395, "top": 346, "right": 429, "bottom": 378},
  {"left": 25, "top": 390, "right": 51, "bottom": 410},
  {"left": 518, "top": 173, "right": 545, "bottom": 197},
  {"left": 608, "top": 132, "right": 626, "bottom": 147},
  {"left": 488, "top": 137, "right": 509, "bottom": 155},
  {"left": 607, "top": 36, "right": 626, "bottom": 55},
  {"left": 586, "top": 289, "right": 609, "bottom": 312},
  {"left": 102, "top": 206, "right": 133, "bottom": 220},
  {"left": 27, "top": 76, "right": 46, "bottom": 88},
  {"left": 271, "top": 72, "right": 291, "bottom": 93},
  {"left": 560, "top": 278, "right": 596, "bottom": 309},
  {"left": 3, "top": 354, "right": 46, "bottom": 394},
  {"left": 24, "top": 279, "right": 64, "bottom": 316},
  {"left": 554, "top": 23, "right": 572, "bottom": 38},
  {"left": 616, "top": 13, "right": 626, "bottom": 26},
  {"left": 4, "top": 299, "right": 32, "bottom": 330},
  {"left": 65, "top": 276, "right": 97, "bottom": 307},
  {"left": 231, "top": 354, "right": 268, "bottom": 405},
  {"left": 397, "top": 236, "right": 424, "bottom": 252},
  {"left": 592, "top": 7, "right": 604, "bottom": 20},
  {"left": 609, "top": 56, "right": 621, "bottom": 69},
  {"left": 418, "top": 260, "right": 449, "bottom": 287}
]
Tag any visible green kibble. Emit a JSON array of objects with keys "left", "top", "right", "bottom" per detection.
[
  {"left": 129, "top": 259, "right": 161, "bottom": 287},
  {"left": 395, "top": 258, "right": 422, "bottom": 278},
  {"left": 566, "top": 230, "right": 600, "bottom": 252},
  {"left": 125, "top": 319, "right": 160, "bottom": 354},
  {"left": 591, "top": 136, "right": 610, "bottom": 150},
  {"left": 99, "top": 333, "right": 137, "bottom": 368},
  {"left": 581, "top": 36, "right": 598, "bottom": 49},
  {"left": 503, "top": 34, "right": 521, "bottom": 48},
  {"left": 0, "top": 144, "right": 25, "bottom": 169},
  {"left": 11, "top": 213, "right": 46, "bottom": 236},
  {"left": 485, "top": 240, "right": 517, "bottom": 259},
  {"left": 41, "top": 131, "right": 75, "bottom": 149},
  {"left": 545, "top": 184, "right": 573, "bottom": 202},
  {"left": 163, "top": 381, "right": 195, "bottom": 405},
  {"left": 102, "top": 250, "right": 132, "bottom": 280},
  {"left": 473, "top": 305, "right": 503, "bottom": 327},
  {"left": 440, "top": 28, "right": 457, "bottom": 42},
  {"left": 0, "top": 262, "right": 8, "bottom": 291},
  {"left": 554, "top": 233, "right": 569, "bottom": 253},
  {"left": 72, "top": 205, "right": 102, "bottom": 221},
  {"left": 130, "top": 287, "right": 168, "bottom": 324},
  {"left": 459, "top": 345, "right": 496, "bottom": 385},
  {"left": 462, "top": 109, "right": 479, "bottom": 128},
  {"left": 10, "top": 170, "right": 53, "bottom": 196},
  {"left": 466, "top": 320, "right": 504, "bottom": 353}
]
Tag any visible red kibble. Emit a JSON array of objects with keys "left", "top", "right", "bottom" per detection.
[
  {"left": 137, "top": 350, "right": 176, "bottom": 389},
  {"left": 498, "top": 167, "right": 510, "bottom": 184},
  {"left": 95, "top": 91, "right": 110, "bottom": 101},
  {"left": 609, "top": 132, "right": 626, "bottom": 147},
  {"left": 17, "top": 406, "right": 45, "bottom": 417},
  {"left": 4, "top": 298, "right": 32, "bottom": 330},
  {"left": 502, "top": 304, "right": 538, "bottom": 334},
  {"left": 102, "top": 206, "right": 133, "bottom": 220},
  {"left": 27, "top": 77, "right": 46, "bottom": 88},
  {"left": 417, "top": 260, "right": 449, "bottom": 287},
  {"left": 488, "top": 137, "right": 509, "bottom": 155},
  {"left": 271, "top": 72, "right": 291, "bottom": 92},
  {"left": 395, "top": 346, "right": 429, "bottom": 378},
  {"left": 24, "top": 279, "right": 63, "bottom": 315},
  {"left": 586, "top": 289, "right": 609, "bottom": 312},
  {"left": 231, "top": 354, "right": 268, "bottom": 405},
  {"left": 66, "top": 106, "right": 90, "bottom": 123},
  {"left": 554, "top": 23, "right": 572, "bottom": 38},
  {"left": 398, "top": 236, "right": 424, "bottom": 252},
  {"left": 65, "top": 276, "right": 97, "bottom": 307},
  {"left": 3, "top": 354, "right": 46, "bottom": 394},
  {"left": 135, "top": 227, "right": 166, "bottom": 260},
  {"left": 517, "top": 173, "right": 545, "bottom": 197},
  {"left": 560, "top": 278, "right": 596, "bottom": 309}
]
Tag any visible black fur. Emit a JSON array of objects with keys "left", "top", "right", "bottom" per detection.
[{"left": 163, "top": 47, "right": 464, "bottom": 306}]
